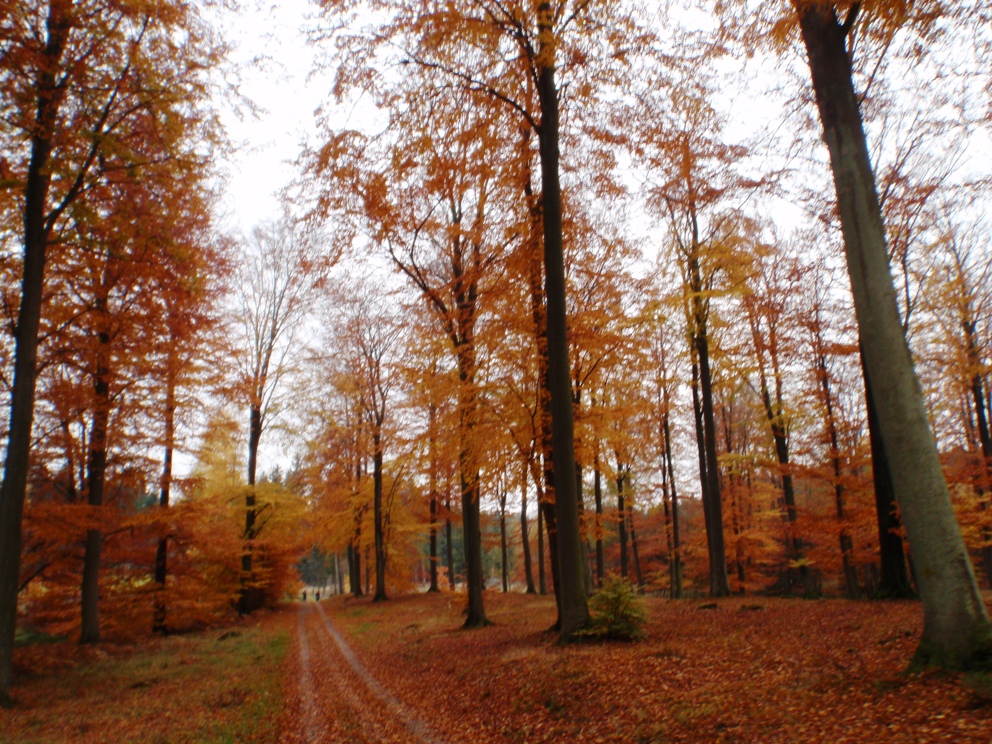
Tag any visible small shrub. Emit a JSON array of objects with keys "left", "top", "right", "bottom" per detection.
[{"left": 580, "top": 575, "right": 646, "bottom": 641}]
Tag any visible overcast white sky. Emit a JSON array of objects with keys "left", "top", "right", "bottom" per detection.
[{"left": 219, "top": 0, "right": 326, "bottom": 233}]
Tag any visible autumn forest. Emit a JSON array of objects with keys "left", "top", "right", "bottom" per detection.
[{"left": 2, "top": 0, "right": 992, "bottom": 737}]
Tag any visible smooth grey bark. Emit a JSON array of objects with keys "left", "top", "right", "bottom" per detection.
[{"left": 796, "top": 2, "right": 992, "bottom": 669}]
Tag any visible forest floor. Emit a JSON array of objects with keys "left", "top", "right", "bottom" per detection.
[
  {"left": 4, "top": 592, "right": 992, "bottom": 743},
  {"left": 280, "top": 591, "right": 992, "bottom": 744}
]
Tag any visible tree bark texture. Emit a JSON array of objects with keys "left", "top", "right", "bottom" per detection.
[
  {"left": 796, "top": 2, "right": 992, "bottom": 669},
  {"left": 537, "top": 2, "right": 589, "bottom": 639}
]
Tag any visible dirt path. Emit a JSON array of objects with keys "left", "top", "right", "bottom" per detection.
[{"left": 281, "top": 602, "right": 442, "bottom": 744}]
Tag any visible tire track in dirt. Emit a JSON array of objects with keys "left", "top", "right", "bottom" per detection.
[
  {"left": 285, "top": 603, "right": 442, "bottom": 744},
  {"left": 313, "top": 602, "right": 441, "bottom": 744}
]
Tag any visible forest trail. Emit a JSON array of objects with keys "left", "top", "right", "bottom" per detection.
[{"left": 281, "top": 602, "right": 442, "bottom": 744}]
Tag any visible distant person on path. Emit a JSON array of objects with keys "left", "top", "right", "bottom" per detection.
[
  {"left": 316, "top": 591, "right": 320, "bottom": 601},
  {"left": 302, "top": 590, "right": 307, "bottom": 601}
]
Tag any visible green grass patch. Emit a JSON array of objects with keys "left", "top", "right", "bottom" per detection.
[{"left": 2, "top": 614, "right": 290, "bottom": 743}]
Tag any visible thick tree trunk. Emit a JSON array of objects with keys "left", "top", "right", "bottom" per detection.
[
  {"left": 520, "top": 459, "right": 536, "bottom": 594},
  {"left": 796, "top": 2, "right": 992, "bottom": 669},
  {"left": 0, "top": 0, "right": 73, "bottom": 703},
  {"left": 536, "top": 1, "right": 588, "bottom": 640},
  {"left": 373, "top": 435, "right": 387, "bottom": 602}
]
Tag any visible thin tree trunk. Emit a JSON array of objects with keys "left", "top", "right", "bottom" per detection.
[
  {"left": 617, "top": 465, "right": 628, "bottom": 579},
  {"left": 815, "top": 345, "right": 861, "bottom": 598},
  {"left": 429, "top": 494, "right": 439, "bottom": 593},
  {"left": 796, "top": 2, "right": 991, "bottom": 669},
  {"left": 629, "top": 508, "right": 644, "bottom": 589},
  {"left": 520, "top": 458, "right": 535, "bottom": 594},
  {"left": 445, "top": 494, "right": 455, "bottom": 591},
  {"left": 500, "top": 490, "right": 508, "bottom": 593},
  {"left": 80, "top": 308, "right": 111, "bottom": 645},
  {"left": 593, "top": 448, "right": 604, "bottom": 588},
  {"left": 696, "top": 329, "right": 730, "bottom": 597},
  {"left": 239, "top": 404, "right": 262, "bottom": 614},
  {"left": 428, "top": 404, "right": 440, "bottom": 593},
  {"left": 662, "top": 403, "right": 683, "bottom": 599},
  {"left": 153, "top": 362, "right": 176, "bottom": 634},
  {"left": 537, "top": 491, "right": 546, "bottom": 595},
  {"left": 373, "top": 433, "right": 387, "bottom": 602}
]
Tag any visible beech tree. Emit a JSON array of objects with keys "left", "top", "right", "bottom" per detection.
[
  {"left": 232, "top": 217, "right": 325, "bottom": 613},
  {"left": 788, "top": 0, "right": 992, "bottom": 669},
  {"left": 0, "top": 0, "right": 224, "bottom": 697}
]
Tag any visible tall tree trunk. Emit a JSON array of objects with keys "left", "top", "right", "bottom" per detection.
[
  {"left": 335, "top": 552, "right": 343, "bottom": 595},
  {"left": 536, "top": 1, "right": 588, "bottom": 639},
  {"left": 458, "top": 380, "right": 487, "bottom": 626},
  {"left": 373, "top": 433, "right": 387, "bottom": 602},
  {"left": 0, "top": 0, "right": 73, "bottom": 702},
  {"left": 520, "top": 459, "right": 536, "bottom": 594},
  {"left": 80, "top": 306, "right": 111, "bottom": 645},
  {"left": 153, "top": 361, "right": 176, "bottom": 634},
  {"left": 796, "top": 2, "right": 992, "bottom": 669}
]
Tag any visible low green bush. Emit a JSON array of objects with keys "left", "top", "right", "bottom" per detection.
[{"left": 580, "top": 575, "right": 646, "bottom": 641}]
